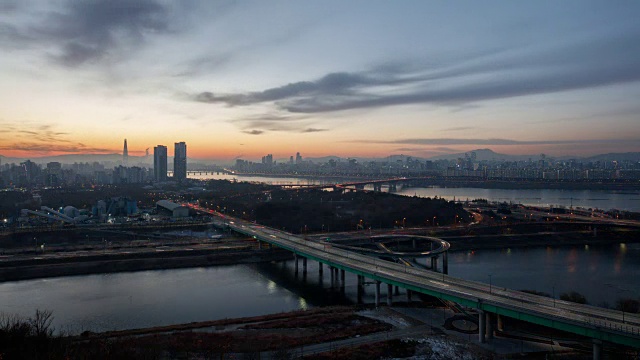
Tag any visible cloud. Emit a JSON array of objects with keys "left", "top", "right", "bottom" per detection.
[
  {"left": 230, "top": 113, "right": 327, "bottom": 134},
  {"left": 193, "top": 30, "right": 640, "bottom": 113},
  {"left": 230, "top": 114, "right": 308, "bottom": 123},
  {"left": 242, "top": 130, "right": 264, "bottom": 135},
  {"left": 301, "top": 128, "right": 328, "bottom": 133},
  {"left": 1, "top": 123, "right": 71, "bottom": 144},
  {"left": 0, "top": 142, "right": 113, "bottom": 154},
  {"left": 442, "top": 126, "right": 475, "bottom": 132},
  {"left": 0, "top": 0, "right": 19, "bottom": 12},
  {"left": 2, "top": 0, "right": 173, "bottom": 67},
  {"left": 0, "top": 122, "right": 111, "bottom": 154},
  {"left": 194, "top": 70, "right": 419, "bottom": 106},
  {"left": 351, "top": 138, "right": 636, "bottom": 146}
]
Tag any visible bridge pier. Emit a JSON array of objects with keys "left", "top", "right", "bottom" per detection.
[
  {"left": 330, "top": 266, "right": 335, "bottom": 287},
  {"left": 593, "top": 339, "right": 602, "bottom": 360},
  {"left": 357, "top": 275, "right": 364, "bottom": 303},
  {"left": 443, "top": 251, "right": 448, "bottom": 275},
  {"left": 496, "top": 314, "right": 504, "bottom": 332},
  {"left": 394, "top": 285, "right": 400, "bottom": 296},
  {"left": 485, "top": 312, "right": 494, "bottom": 340},
  {"left": 302, "top": 257, "right": 307, "bottom": 274},
  {"left": 478, "top": 310, "right": 486, "bottom": 343},
  {"left": 431, "top": 256, "right": 438, "bottom": 272},
  {"left": 375, "top": 280, "right": 381, "bottom": 307},
  {"left": 258, "top": 241, "right": 262, "bottom": 250},
  {"left": 294, "top": 254, "right": 299, "bottom": 274},
  {"left": 387, "top": 284, "right": 393, "bottom": 306},
  {"left": 407, "top": 290, "right": 412, "bottom": 302},
  {"left": 340, "top": 269, "right": 346, "bottom": 293},
  {"left": 318, "top": 262, "right": 323, "bottom": 276}
]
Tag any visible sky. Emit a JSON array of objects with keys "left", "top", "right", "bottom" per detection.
[{"left": 0, "top": 1, "right": 639, "bottom": 162}]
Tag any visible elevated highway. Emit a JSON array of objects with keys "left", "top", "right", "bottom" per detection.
[{"left": 188, "top": 205, "right": 640, "bottom": 357}]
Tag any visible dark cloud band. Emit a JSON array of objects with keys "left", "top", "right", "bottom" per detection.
[{"left": 193, "top": 30, "right": 640, "bottom": 114}]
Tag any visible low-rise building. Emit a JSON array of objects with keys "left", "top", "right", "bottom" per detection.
[{"left": 156, "top": 200, "right": 189, "bottom": 218}]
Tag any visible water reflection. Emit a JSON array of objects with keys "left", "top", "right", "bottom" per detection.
[
  {"left": 267, "top": 280, "right": 277, "bottom": 294},
  {"left": 0, "top": 243, "right": 637, "bottom": 334},
  {"left": 566, "top": 248, "right": 577, "bottom": 273},
  {"left": 449, "top": 243, "right": 639, "bottom": 306},
  {"left": 299, "top": 297, "right": 308, "bottom": 310}
]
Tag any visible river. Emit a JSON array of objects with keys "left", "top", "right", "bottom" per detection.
[
  {"left": 187, "top": 173, "right": 640, "bottom": 212},
  {"left": 1, "top": 174, "right": 637, "bottom": 333},
  {"left": 1, "top": 243, "right": 637, "bottom": 333}
]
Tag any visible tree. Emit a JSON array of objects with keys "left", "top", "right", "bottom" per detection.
[
  {"left": 615, "top": 298, "right": 640, "bottom": 313},
  {"left": 29, "top": 309, "right": 54, "bottom": 337},
  {"left": 560, "top": 291, "right": 587, "bottom": 304}
]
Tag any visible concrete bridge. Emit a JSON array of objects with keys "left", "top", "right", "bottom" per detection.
[
  {"left": 334, "top": 177, "right": 407, "bottom": 192},
  {"left": 186, "top": 205, "right": 640, "bottom": 358}
]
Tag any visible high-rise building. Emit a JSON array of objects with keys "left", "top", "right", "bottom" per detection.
[
  {"left": 261, "top": 154, "right": 273, "bottom": 165},
  {"left": 154, "top": 145, "right": 168, "bottom": 182},
  {"left": 296, "top": 152, "right": 302, "bottom": 164},
  {"left": 123, "top": 139, "right": 128, "bottom": 166},
  {"left": 174, "top": 142, "right": 187, "bottom": 180}
]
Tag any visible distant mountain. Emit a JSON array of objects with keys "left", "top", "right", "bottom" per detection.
[
  {"left": 581, "top": 152, "right": 640, "bottom": 163},
  {"left": 425, "top": 149, "right": 640, "bottom": 163},
  {"left": 2, "top": 150, "right": 638, "bottom": 168},
  {"left": 0, "top": 153, "right": 152, "bottom": 165},
  {"left": 426, "top": 149, "right": 535, "bottom": 162}
]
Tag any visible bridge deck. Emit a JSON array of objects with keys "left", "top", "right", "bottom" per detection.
[{"left": 190, "top": 205, "right": 640, "bottom": 348}]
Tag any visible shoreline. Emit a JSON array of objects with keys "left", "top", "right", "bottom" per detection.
[
  {"left": 0, "top": 248, "right": 292, "bottom": 282},
  {"left": 222, "top": 172, "right": 640, "bottom": 191},
  {"left": 2, "top": 229, "right": 638, "bottom": 283},
  {"left": 444, "top": 229, "right": 640, "bottom": 252}
]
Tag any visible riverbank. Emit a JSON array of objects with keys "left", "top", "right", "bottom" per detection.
[
  {"left": 442, "top": 228, "right": 640, "bottom": 252},
  {"left": 0, "top": 248, "right": 292, "bottom": 282},
  {"left": 68, "top": 306, "right": 495, "bottom": 360},
  {"left": 405, "top": 178, "right": 640, "bottom": 191}
]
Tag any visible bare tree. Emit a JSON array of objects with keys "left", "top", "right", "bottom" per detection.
[{"left": 29, "top": 309, "right": 54, "bottom": 337}]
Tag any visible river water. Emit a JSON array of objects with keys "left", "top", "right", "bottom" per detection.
[
  {"left": 1, "top": 243, "right": 638, "bottom": 333},
  {"left": 1, "top": 174, "right": 637, "bottom": 333},
  {"left": 188, "top": 173, "right": 640, "bottom": 212}
]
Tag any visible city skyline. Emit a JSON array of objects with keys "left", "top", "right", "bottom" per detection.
[{"left": 1, "top": 1, "right": 639, "bottom": 160}]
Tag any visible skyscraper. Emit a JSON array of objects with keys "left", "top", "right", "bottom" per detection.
[
  {"left": 123, "top": 139, "right": 128, "bottom": 166},
  {"left": 154, "top": 145, "right": 168, "bottom": 182},
  {"left": 174, "top": 142, "right": 187, "bottom": 181}
]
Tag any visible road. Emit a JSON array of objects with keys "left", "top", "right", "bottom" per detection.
[
  {"left": 262, "top": 324, "right": 433, "bottom": 359},
  {"left": 187, "top": 204, "right": 640, "bottom": 348}
]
